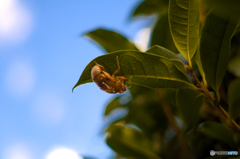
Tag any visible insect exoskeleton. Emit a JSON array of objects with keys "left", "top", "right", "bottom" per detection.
[{"left": 91, "top": 56, "right": 130, "bottom": 94}]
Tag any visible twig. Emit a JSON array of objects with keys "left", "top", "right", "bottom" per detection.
[{"left": 185, "top": 66, "right": 240, "bottom": 133}]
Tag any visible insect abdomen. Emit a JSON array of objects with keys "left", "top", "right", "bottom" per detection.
[{"left": 91, "top": 66, "right": 102, "bottom": 82}]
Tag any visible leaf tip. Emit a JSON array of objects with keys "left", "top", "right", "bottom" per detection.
[{"left": 72, "top": 84, "right": 78, "bottom": 93}]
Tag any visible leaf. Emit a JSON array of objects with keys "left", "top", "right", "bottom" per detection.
[
  {"left": 200, "top": 10, "right": 238, "bottom": 95},
  {"left": 129, "top": 84, "right": 152, "bottom": 97},
  {"left": 106, "top": 125, "right": 161, "bottom": 159},
  {"left": 196, "top": 46, "right": 206, "bottom": 82},
  {"left": 72, "top": 51, "right": 193, "bottom": 91},
  {"left": 105, "top": 89, "right": 168, "bottom": 134},
  {"left": 104, "top": 96, "right": 122, "bottom": 116},
  {"left": 150, "top": 13, "right": 178, "bottom": 53},
  {"left": 126, "top": 91, "right": 168, "bottom": 134},
  {"left": 228, "top": 78, "right": 240, "bottom": 120},
  {"left": 176, "top": 88, "right": 204, "bottom": 131},
  {"left": 131, "top": 0, "right": 168, "bottom": 19},
  {"left": 146, "top": 45, "right": 185, "bottom": 73},
  {"left": 228, "top": 49, "right": 240, "bottom": 77},
  {"left": 199, "top": 121, "right": 235, "bottom": 147},
  {"left": 84, "top": 28, "right": 138, "bottom": 53},
  {"left": 169, "top": 0, "right": 199, "bottom": 63},
  {"left": 201, "top": 0, "right": 240, "bottom": 18}
]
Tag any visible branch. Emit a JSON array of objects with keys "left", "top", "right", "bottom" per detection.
[{"left": 185, "top": 66, "right": 240, "bottom": 133}]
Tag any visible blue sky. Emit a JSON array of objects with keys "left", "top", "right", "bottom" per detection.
[{"left": 0, "top": 0, "right": 151, "bottom": 159}]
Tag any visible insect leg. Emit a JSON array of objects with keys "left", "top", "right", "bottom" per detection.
[
  {"left": 117, "top": 76, "right": 131, "bottom": 88},
  {"left": 112, "top": 56, "right": 121, "bottom": 78},
  {"left": 116, "top": 76, "right": 129, "bottom": 84},
  {"left": 94, "top": 62, "right": 106, "bottom": 71}
]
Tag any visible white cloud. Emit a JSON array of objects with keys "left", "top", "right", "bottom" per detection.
[
  {"left": 3, "top": 143, "right": 34, "bottom": 159},
  {"left": 33, "top": 92, "right": 66, "bottom": 125},
  {"left": 0, "top": 0, "right": 32, "bottom": 45},
  {"left": 133, "top": 27, "right": 151, "bottom": 52},
  {"left": 46, "top": 147, "right": 83, "bottom": 159},
  {"left": 5, "top": 59, "right": 36, "bottom": 97}
]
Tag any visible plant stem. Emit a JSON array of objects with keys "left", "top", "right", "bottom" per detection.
[{"left": 185, "top": 66, "right": 240, "bottom": 133}]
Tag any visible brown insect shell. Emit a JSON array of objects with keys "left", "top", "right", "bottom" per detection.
[{"left": 91, "top": 65, "right": 126, "bottom": 94}]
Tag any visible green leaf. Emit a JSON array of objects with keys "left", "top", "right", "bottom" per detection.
[
  {"left": 146, "top": 45, "right": 185, "bottom": 73},
  {"left": 228, "top": 49, "right": 240, "bottom": 77},
  {"left": 131, "top": 0, "right": 168, "bottom": 19},
  {"left": 129, "top": 84, "right": 152, "bottom": 97},
  {"left": 201, "top": 0, "right": 240, "bottom": 18},
  {"left": 126, "top": 91, "right": 168, "bottom": 134},
  {"left": 169, "top": 0, "right": 199, "bottom": 63},
  {"left": 150, "top": 14, "right": 178, "bottom": 53},
  {"left": 200, "top": 10, "right": 238, "bottom": 95},
  {"left": 228, "top": 78, "right": 240, "bottom": 120},
  {"left": 72, "top": 51, "right": 193, "bottom": 91},
  {"left": 199, "top": 121, "right": 235, "bottom": 147},
  {"left": 106, "top": 125, "right": 161, "bottom": 159},
  {"left": 196, "top": 46, "right": 206, "bottom": 82},
  {"left": 176, "top": 88, "right": 204, "bottom": 131},
  {"left": 84, "top": 28, "right": 138, "bottom": 53},
  {"left": 104, "top": 96, "right": 121, "bottom": 116}
]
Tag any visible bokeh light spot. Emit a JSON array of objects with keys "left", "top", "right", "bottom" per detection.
[
  {"left": 46, "top": 147, "right": 83, "bottom": 159},
  {"left": 33, "top": 91, "right": 66, "bottom": 125},
  {"left": 3, "top": 143, "right": 33, "bottom": 159},
  {"left": 5, "top": 60, "right": 36, "bottom": 97},
  {"left": 0, "top": 0, "right": 32, "bottom": 45}
]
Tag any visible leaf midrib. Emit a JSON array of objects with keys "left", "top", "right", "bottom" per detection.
[{"left": 187, "top": 0, "right": 190, "bottom": 62}]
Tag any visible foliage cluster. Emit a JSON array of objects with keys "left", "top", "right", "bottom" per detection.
[{"left": 73, "top": 0, "right": 240, "bottom": 158}]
